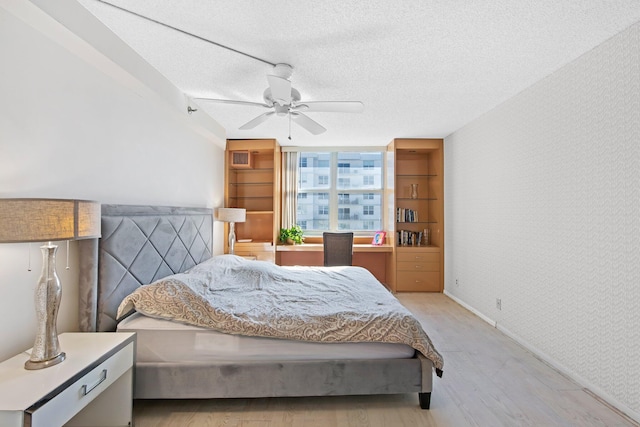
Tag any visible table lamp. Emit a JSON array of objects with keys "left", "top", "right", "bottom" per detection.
[
  {"left": 0, "top": 198, "right": 101, "bottom": 370},
  {"left": 215, "top": 208, "right": 246, "bottom": 255}
]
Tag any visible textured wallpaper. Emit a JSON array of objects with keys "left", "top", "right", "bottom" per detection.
[{"left": 444, "top": 21, "right": 640, "bottom": 417}]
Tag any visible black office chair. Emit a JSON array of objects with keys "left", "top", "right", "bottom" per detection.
[{"left": 323, "top": 232, "right": 354, "bottom": 266}]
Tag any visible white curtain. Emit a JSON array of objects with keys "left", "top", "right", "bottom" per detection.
[{"left": 281, "top": 151, "right": 298, "bottom": 229}]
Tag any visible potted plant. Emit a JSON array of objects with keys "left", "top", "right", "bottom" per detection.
[{"left": 279, "top": 225, "right": 304, "bottom": 245}]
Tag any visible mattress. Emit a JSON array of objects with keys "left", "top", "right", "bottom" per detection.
[{"left": 117, "top": 312, "right": 416, "bottom": 363}]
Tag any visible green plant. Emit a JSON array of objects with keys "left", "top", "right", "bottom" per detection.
[{"left": 279, "top": 225, "right": 304, "bottom": 244}]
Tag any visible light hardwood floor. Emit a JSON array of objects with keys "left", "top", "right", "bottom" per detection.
[{"left": 133, "top": 293, "right": 637, "bottom": 427}]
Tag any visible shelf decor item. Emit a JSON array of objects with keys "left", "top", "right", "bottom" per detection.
[
  {"left": 422, "top": 228, "right": 431, "bottom": 246},
  {"left": 410, "top": 183, "right": 419, "bottom": 199},
  {"left": 372, "top": 231, "right": 386, "bottom": 246},
  {"left": 215, "top": 208, "right": 246, "bottom": 255},
  {"left": 279, "top": 225, "right": 304, "bottom": 245},
  {"left": 0, "top": 198, "right": 101, "bottom": 370}
]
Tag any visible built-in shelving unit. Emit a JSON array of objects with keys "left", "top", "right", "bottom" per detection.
[
  {"left": 225, "top": 139, "right": 280, "bottom": 262},
  {"left": 387, "top": 138, "right": 444, "bottom": 292}
]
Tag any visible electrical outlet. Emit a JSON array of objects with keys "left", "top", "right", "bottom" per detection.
[
  {"left": 455, "top": 279, "right": 459, "bottom": 286},
  {"left": 496, "top": 298, "right": 502, "bottom": 310}
]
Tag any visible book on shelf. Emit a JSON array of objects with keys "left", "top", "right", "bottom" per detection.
[
  {"left": 396, "top": 228, "right": 431, "bottom": 246},
  {"left": 396, "top": 207, "right": 419, "bottom": 223}
]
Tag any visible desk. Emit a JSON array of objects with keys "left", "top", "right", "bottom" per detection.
[{"left": 276, "top": 244, "right": 393, "bottom": 285}]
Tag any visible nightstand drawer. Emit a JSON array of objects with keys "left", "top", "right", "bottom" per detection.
[
  {"left": 397, "top": 261, "right": 440, "bottom": 272},
  {"left": 28, "top": 342, "right": 134, "bottom": 427}
]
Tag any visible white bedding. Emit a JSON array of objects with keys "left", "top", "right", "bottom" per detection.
[
  {"left": 117, "top": 312, "right": 416, "bottom": 362},
  {"left": 118, "top": 255, "right": 444, "bottom": 372}
]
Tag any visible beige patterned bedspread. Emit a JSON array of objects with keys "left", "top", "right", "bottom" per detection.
[{"left": 118, "top": 255, "right": 444, "bottom": 372}]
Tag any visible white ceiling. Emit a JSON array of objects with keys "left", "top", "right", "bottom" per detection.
[{"left": 77, "top": 0, "right": 640, "bottom": 147}]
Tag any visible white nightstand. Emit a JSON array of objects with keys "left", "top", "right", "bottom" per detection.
[{"left": 0, "top": 332, "right": 135, "bottom": 427}]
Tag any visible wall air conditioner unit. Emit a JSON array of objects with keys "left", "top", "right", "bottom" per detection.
[{"left": 230, "top": 150, "right": 253, "bottom": 169}]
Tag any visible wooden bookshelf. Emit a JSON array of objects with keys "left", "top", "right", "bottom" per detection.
[
  {"left": 224, "top": 139, "right": 280, "bottom": 262},
  {"left": 387, "top": 138, "right": 444, "bottom": 292}
]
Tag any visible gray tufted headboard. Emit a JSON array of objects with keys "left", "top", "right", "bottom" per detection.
[{"left": 78, "top": 204, "right": 213, "bottom": 332}]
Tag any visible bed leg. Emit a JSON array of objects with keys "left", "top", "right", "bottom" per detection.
[{"left": 419, "top": 392, "right": 431, "bottom": 409}]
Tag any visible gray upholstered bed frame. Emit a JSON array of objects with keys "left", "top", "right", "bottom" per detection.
[{"left": 78, "top": 204, "right": 434, "bottom": 409}]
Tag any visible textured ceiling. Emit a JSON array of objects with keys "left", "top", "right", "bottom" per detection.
[{"left": 77, "top": 0, "right": 640, "bottom": 147}]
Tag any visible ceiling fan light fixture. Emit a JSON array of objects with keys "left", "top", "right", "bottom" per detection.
[
  {"left": 197, "top": 63, "right": 363, "bottom": 135},
  {"left": 274, "top": 105, "right": 289, "bottom": 116},
  {"left": 272, "top": 63, "right": 293, "bottom": 80}
]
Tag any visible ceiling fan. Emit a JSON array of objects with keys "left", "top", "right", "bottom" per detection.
[
  {"left": 90, "top": 3, "right": 363, "bottom": 136},
  {"left": 194, "top": 63, "right": 364, "bottom": 136}
]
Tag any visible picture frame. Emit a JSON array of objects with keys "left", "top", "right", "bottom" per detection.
[{"left": 372, "top": 231, "right": 386, "bottom": 246}]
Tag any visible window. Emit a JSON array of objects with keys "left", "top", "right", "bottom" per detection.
[
  {"left": 296, "top": 151, "right": 383, "bottom": 233},
  {"left": 338, "top": 177, "right": 350, "bottom": 188}
]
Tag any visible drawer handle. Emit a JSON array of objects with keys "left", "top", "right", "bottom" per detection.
[
  {"left": 414, "top": 256, "right": 423, "bottom": 260},
  {"left": 82, "top": 369, "right": 107, "bottom": 396}
]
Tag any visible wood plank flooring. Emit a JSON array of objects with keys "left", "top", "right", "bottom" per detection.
[{"left": 133, "top": 293, "right": 637, "bottom": 427}]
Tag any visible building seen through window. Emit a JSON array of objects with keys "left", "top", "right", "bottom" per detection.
[{"left": 297, "top": 152, "right": 383, "bottom": 233}]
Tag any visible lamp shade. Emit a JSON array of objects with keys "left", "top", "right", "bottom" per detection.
[
  {"left": 0, "top": 198, "right": 101, "bottom": 243},
  {"left": 215, "top": 207, "right": 246, "bottom": 223}
]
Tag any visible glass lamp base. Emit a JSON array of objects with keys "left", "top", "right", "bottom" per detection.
[
  {"left": 25, "top": 352, "right": 66, "bottom": 370},
  {"left": 228, "top": 222, "right": 236, "bottom": 255},
  {"left": 25, "top": 244, "right": 65, "bottom": 370}
]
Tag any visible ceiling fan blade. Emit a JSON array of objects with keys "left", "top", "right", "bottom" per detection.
[
  {"left": 239, "top": 111, "right": 275, "bottom": 130},
  {"left": 291, "top": 112, "right": 326, "bottom": 135},
  {"left": 193, "top": 98, "right": 270, "bottom": 108},
  {"left": 267, "top": 75, "right": 292, "bottom": 106},
  {"left": 294, "top": 101, "right": 364, "bottom": 113}
]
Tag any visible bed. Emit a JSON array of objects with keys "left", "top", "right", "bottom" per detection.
[{"left": 78, "top": 204, "right": 443, "bottom": 409}]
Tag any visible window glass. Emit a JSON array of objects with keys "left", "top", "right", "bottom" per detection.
[{"left": 296, "top": 151, "right": 383, "bottom": 233}]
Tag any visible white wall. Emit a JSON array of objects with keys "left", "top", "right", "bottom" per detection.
[
  {"left": 0, "top": 3, "right": 225, "bottom": 362},
  {"left": 444, "top": 22, "right": 640, "bottom": 419}
]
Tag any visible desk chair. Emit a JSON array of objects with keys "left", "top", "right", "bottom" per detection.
[{"left": 323, "top": 232, "right": 354, "bottom": 266}]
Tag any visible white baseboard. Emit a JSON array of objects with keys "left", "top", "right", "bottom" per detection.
[
  {"left": 496, "top": 323, "right": 640, "bottom": 424},
  {"left": 443, "top": 290, "right": 497, "bottom": 327},
  {"left": 443, "top": 291, "right": 640, "bottom": 424}
]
